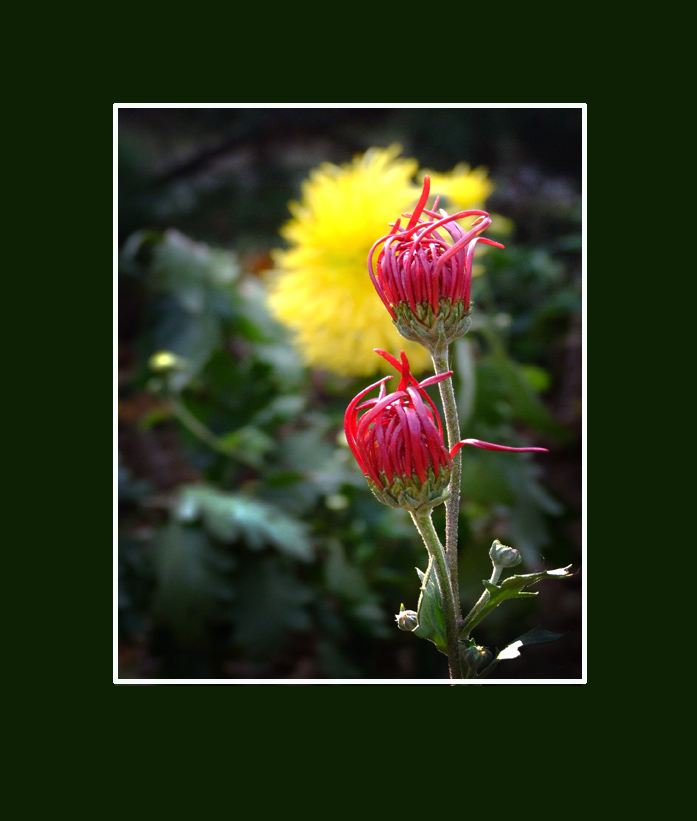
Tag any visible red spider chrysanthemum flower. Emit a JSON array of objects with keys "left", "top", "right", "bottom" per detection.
[
  {"left": 344, "top": 349, "right": 454, "bottom": 510},
  {"left": 368, "top": 176, "right": 504, "bottom": 348},
  {"left": 344, "top": 350, "right": 548, "bottom": 511}
]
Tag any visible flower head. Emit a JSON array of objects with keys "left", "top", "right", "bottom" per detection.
[
  {"left": 345, "top": 350, "right": 549, "bottom": 510},
  {"left": 266, "top": 146, "right": 486, "bottom": 376},
  {"left": 368, "top": 176, "right": 505, "bottom": 348},
  {"left": 344, "top": 349, "right": 454, "bottom": 510}
]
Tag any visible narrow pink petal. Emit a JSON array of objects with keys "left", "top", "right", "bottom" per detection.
[
  {"left": 407, "top": 388, "right": 447, "bottom": 477},
  {"left": 406, "top": 176, "right": 431, "bottom": 230},
  {"left": 418, "top": 371, "right": 453, "bottom": 388},
  {"left": 393, "top": 401, "right": 411, "bottom": 478},
  {"left": 450, "top": 439, "right": 549, "bottom": 457},
  {"left": 405, "top": 408, "right": 427, "bottom": 483},
  {"left": 374, "top": 416, "right": 393, "bottom": 484},
  {"left": 344, "top": 376, "right": 392, "bottom": 473}
]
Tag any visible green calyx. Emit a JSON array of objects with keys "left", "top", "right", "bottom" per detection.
[
  {"left": 367, "top": 465, "right": 451, "bottom": 512},
  {"left": 393, "top": 298, "right": 473, "bottom": 348}
]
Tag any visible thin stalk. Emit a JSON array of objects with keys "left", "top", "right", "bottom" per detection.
[
  {"left": 411, "top": 507, "right": 463, "bottom": 679},
  {"left": 168, "top": 399, "right": 231, "bottom": 456},
  {"left": 460, "top": 565, "right": 502, "bottom": 639},
  {"left": 431, "top": 342, "right": 462, "bottom": 619}
]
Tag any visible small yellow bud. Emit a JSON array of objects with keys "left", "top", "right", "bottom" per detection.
[{"left": 148, "top": 351, "right": 185, "bottom": 372}]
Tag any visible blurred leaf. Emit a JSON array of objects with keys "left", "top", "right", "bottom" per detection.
[
  {"left": 476, "top": 317, "right": 568, "bottom": 440},
  {"left": 137, "top": 230, "right": 243, "bottom": 392},
  {"left": 216, "top": 425, "right": 274, "bottom": 469},
  {"left": 118, "top": 536, "right": 153, "bottom": 639},
  {"left": 325, "top": 539, "right": 368, "bottom": 601},
  {"left": 503, "top": 459, "right": 563, "bottom": 563},
  {"left": 413, "top": 561, "right": 448, "bottom": 654},
  {"left": 231, "top": 556, "right": 312, "bottom": 658},
  {"left": 460, "top": 451, "right": 515, "bottom": 506},
  {"left": 252, "top": 394, "right": 305, "bottom": 426},
  {"left": 150, "top": 521, "right": 236, "bottom": 648},
  {"left": 349, "top": 601, "right": 391, "bottom": 639},
  {"left": 176, "top": 485, "right": 314, "bottom": 562},
  {"left": 317, "top": 638, "right": 362, "bottom": 678},
  {"left": 118, "top": 457, "right": 153, "bottom": 502},
  {"left": 263, "top": 415, "right": 359, "bottom": 514},
  {"left": 152, "top": 229, "right": 239, "bottom": 296},
  {"left": 324, "top": 540, "right": 390, "bottom": 638},
  {"left": 482, "top": 350, "right": 565, "bottom": 438},
  {"left": 148, "top": 297, "right": 222, "bottom": 390},
  {"left": 236, "top": 277, "right": 304, "bottom": 389},
  {"left": 519, "top": 364, "right": 551, "bottom": 394}
]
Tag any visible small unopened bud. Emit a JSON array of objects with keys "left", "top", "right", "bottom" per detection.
[
  {"left": 461, "top": 644, "right": 492, "bottom": 672},
  {"left": 149, "top": 350, "right": 185, "bottom": 372},
  {"left": 489, "top": 539, "right": 522, "bottom": 569},
  {"left": 395, "top": 604, "right": 418, "bottom": 632}
]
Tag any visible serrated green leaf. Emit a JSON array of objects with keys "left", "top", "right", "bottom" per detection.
[
  {"left": 216, "top": 425, "right": 274, "bottom": 469},
  {"left": 176, "top": 485, "right": 313, "bottom": 561},
  {"left": 413, "top": 559, "right": 448, "bottom": 654},
  {"left": 152, "top": 229, "right": 239, "bottom": 294},
  {"left": 461, "top": 565, "right": 572, "bottom": 637}
]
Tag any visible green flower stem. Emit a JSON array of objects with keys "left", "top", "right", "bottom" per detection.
[
  {"left": 168, "top": 399, "right": 231, "bottom": 456},
  {"left": 411, "top": 507, "right": 463, "bottom": 679},
  {"left": 460, "top": 565, "right": 502, "bottom": 639},
  {"left": 431, "top": 343, "right": 462, "bottom": 618}
]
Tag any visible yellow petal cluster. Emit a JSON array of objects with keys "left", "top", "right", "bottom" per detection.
[
  {"left": 266, "top": 146, "right": 495, "bottom": 377},
  {"left": 420, "top": 163, "right": 494, "bottom": 211}
]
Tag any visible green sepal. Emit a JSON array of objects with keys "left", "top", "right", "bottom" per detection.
[
  {"left": 412, "top": 559, "right": 448, "bottom": 654},
  {"left": 460, "top": 565, "right": 572, "bottom": 637},
  {"left": 393, "top": 297, "right": 473, "bottom": 348},
  {"left": 367, "top": 465, "right": 451, "bottom": 512}
]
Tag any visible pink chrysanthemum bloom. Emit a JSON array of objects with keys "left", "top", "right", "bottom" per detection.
[
  {"left": 344, "top": 349, "right": 454, "bottom": 510},
  {"left": 368, "top": 176, "right": 505, "bottom": 348},
  {"left": 345, "top": 350, "right": 548, "bottom": 511}
]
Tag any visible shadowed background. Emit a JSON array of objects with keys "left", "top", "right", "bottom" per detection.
[{"left": 118, "top": 107, "right": 583, "bottom": 680}]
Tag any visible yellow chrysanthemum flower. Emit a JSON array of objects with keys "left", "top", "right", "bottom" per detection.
[
  {"left": 420, "top": 163, "right": 494, "bottom": 211},
  {"left": 266, "top": 147, "right": 495, "bottom": 377}
]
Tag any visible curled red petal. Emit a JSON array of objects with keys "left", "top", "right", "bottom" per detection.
[
  {"left": 450, "top": 439, "right": 549, "bottom": 458},
  {"left": 406, "top": 176, "right": 431, "bottom": 230},
  {"left": 404, "top": 405, "right": 427, "bottom": 483},
  {"left": 418, "top": 371, "right": 453, "bottom": 389},
  {"left": 344, "top": 376, "right": 392, "bottom": 474}
]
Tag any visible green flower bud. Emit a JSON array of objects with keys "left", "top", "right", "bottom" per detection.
[
  {"left": 461, "top": 644, "right": 492, "bottom": 672},
  {"left": 395, "top": 604, "right": 418, "bottom": 632},
  {"left": 489, "top": 539, "right": 522, "bottom": 569}
]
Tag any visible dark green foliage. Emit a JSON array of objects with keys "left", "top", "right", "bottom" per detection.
[{"left": 413, "top": 563, "right": 448, "bottom": 654}]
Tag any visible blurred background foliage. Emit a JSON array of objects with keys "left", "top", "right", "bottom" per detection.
[{"left": 118, "top": 107, "right": 582, "bottom": 680}]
